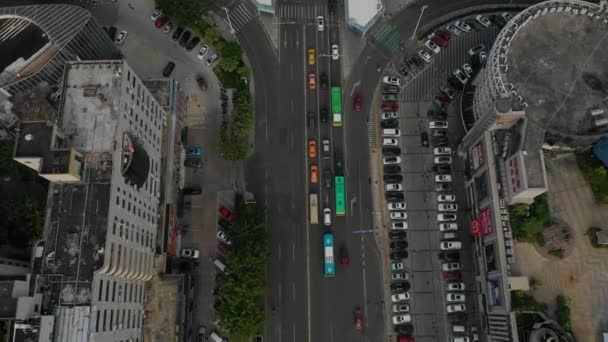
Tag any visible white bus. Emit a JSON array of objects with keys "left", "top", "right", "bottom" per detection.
[{"left": 309, "top": 193, "right": 319, "bottom": 224}]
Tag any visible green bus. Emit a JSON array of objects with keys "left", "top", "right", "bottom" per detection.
[
  {"left": 331, "top": 87, "right": 343, "bottom": 127},
  {"left": 335, "top": 176, "right": 345, "bottom": 216}
]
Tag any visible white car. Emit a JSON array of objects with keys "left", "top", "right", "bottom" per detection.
[
  {"left": 438, "top": 194, "right": 455, "bottom": 202},
  {"left": 390, "top": 212, "right": 407, "bottom": 220},
  {"left": 424, "top": 40, "right": 440, "bottom": 54},
  {"left": 323, "top": 208, "right": 332, "bottom": 226},
  {"left": 392, "top": 304, "right": 410, "bottom": 313},
  {"left": 440, "top": 223, "right": 458, "bottom": 231},
  {"left": 383, "top": 76, "right": 401, "bottom": 86},
  {"left": 382, "top": 112, "right": 399, "bottom": 120},
  {"left": 316, "top": 16, "right": 324, "bottom": 31},
  {"left": 386, "top": 183, "right": 403, "bottom": 191},
  {"left": 429, "top": 121, "right": 448, "bottom": 129},
  {"left": 447, "top": 304, "right": 466, "bottom": 313},
  {"left": 446, "top": 293, "right": 466, "bottom": 302},
  {"left": 434, "top": 156, "right": 452, "bottom": 165},
  {"left": 391, "top": 222, "right": 408, "bottom": 230},
  {"left": 418, "top": 50, "right": 432, "bottom": 63},
  {"left": 115, "top": 30, "right": 128, "bottom": 44},
  {"left": 151, "top": 8, "right": 163, "bottom": 21},
  {"left": 454, "top": 21, "right": 471, "bottom": 32},
  {"left": 322, "top": 139, "right": 330, "bottom": 158},
  {"left": 446, "top": 24, "right": 461, "bottom": 36},
  {"left": 331, "top": 44, "right": 339, "bottom": 60},
  {"left": 502, "top": 12, "right": 513, "bottom": 21},
  {"left": 392, "top": 314, "right": 412, "bottom": 325},
  {"left": 197, "top": 45, "right": 209, "bottom": 60},
  {"left": 440, "top": 241, "right": 462, "bottom": 250},
  {"left": 462, "top": 63, "right": 473, "bottom": 77},
  {"left": 163, "top": 22, "right": 175, "bottom": 34},
  {"left": 435, "top": 174, "right": 452, "bottom": 182},
  {"left": 438, "top": 203, "right": 458, "bottom": 212},
  {"left": 388, "top": 202, "right": 407, "bottom": 210},
  {"left": 217, "top": 230, "right": 232, "bottom": 245},
  {"left": 438, "top": 213, "right": 457, "bottom": 222},
  {"left": 181, "top": 248, "right": 200, "bottom": 259},
  {"left": 434, "top": 147, "right": 452, "bottom": 155},
  {"left": 392, "top": 272, "right": 409, "bottom": 280},
  {"left": 383, "top": 156, "right": 402, "bottom": 165},
  {"left": 206, "top": 53, "right": 219, "bottom": 66},
  {"left": 453, "top": 69, "right": 468, "bottom": 84},
  {"left": 383, "top": 138, "right": 399, "bottom": 146},
  {"left": 442, "top": 262, "right": 462, "bottom": 271},
  {"left": 448, "top": 282, "right": 465, "bottom": 291},
  {"left": 391, "top": 292, "right": 410, "bottom": 302},
  {"left": 468, "top": 44, "right": 485, "bottom": 56},
  {"left": 475, "top": 15, "right": 491, "bottom": 27}
]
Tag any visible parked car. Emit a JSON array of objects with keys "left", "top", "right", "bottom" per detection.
[
  {"left": 439, "top": 223, "right": 458, "bottom": 231},
  {"left": 381, "top": 119, "right": 399, "bottom": 129},
  {"left": 196, "top": 76, "right": 208, "bottom": 91},
  {"left": 446, "top": 293, "right": 466, "bottom": 302},
  {"left": 431, "top": 34, "right": 448, "bottom": 47},
  {"left": 435, "top": 174, "right": 452, "bottom": 182},
  {"left": 447, "top": 282, "right": 465, "bottom": 291},
  {"left": 420, "top": 132, "right": 429, "bottom": 147},
  {"left": 438, "top": 203, "right": 458, "bottom": 212},
  {"left": 439, "top": 251, "right": 460, "bottom": 261},
  {"left": 390, "top": 212, "right": 407, "bottom": 220},
  {"left": 115, "top": 30, "right": 128, "bottom": 44},
  {"left": 476, "top": 15, "right": 491, "bottom": 27},
  {"left": 391, "top": 222, "right": 408, "bottom": 230},
  {"left": 186, "top": 36, "right": 200, "bottom": 51},
  {"left": 163, "top": 21, "right": 175, "bottom": 34},
  {"left": 382, "top": 147, "right": 401, "bottom": 156},
  {"left": 440, "top": 240, "right": 462, "bottom": 250},
  {"left": 384, "top": 174, "right": 403, "bottom": 183},
  {"left": 438, "top": 213, "right": 457, "bottom": 222},
  {"left": 179, "top": 30, "right": 191, "bottom": 47},
  {"left": 454, "top": 21, "right": 471, "bottom": 32},
  {"left": 433, "top": 165, "right": 452, "bottom": 174},
  {"left": 381, "top": 102, "right": 399, "bottom": 111},
  {"left": 424, "top": 40, "right": 440, "bottom": 53},
  {"left": 392, "top": 303, "right": 410, "bottom": 313},
  {"left": 391, "top": 271, "right": 409, "bottom": 280},
  {"left": 391, "top": 292, "right": 410, "bottom": 302},
  {"left": 386, "top": 192, "right": 405, "bottom": 201},
  {"left": 206, "top": 53, "right": 219, "bottom": 66},
  {"left": 447, "top": 304, "right": 466, "bottom": 313},
  {"left": 181, "top": 248, "right": 200, "bottom": 258},
  {"left": 393, "top": 314, "right": 412, "bottom": 325},
  {"left": 434, "top": 147, "right": 452, "bottom": 155},
  {"left": 219, "top": 206, "right": 235, "bottom": 221},
  {"left": 453, "top": 68, "right": 469, "bottom": 85},
  {"left": 163, "top": 61, "right": 176, "bottom": 77},
  {"left": 390, "top": 282, "right": 410, "bottom": 292},
  {"left": 442, "top": 271, "right": 462, "bottom": 281},
  {"left": 442, "top": 262, "right": 462, "bottom": 271},
  {"left": 183, "top": 186, "right": 202, "bottom": 195},
  {"left": 151, "top": 8, "right": 163, "bottom": 20},
  {"left": 429, "top": 121, "right": 448, "bottom": 129},
  {"left": 418, "top": 50, "right": 432, "bottom": 63},
  {"left": 172, "top": 26, "right": 184, "bottom": 40},
  {"left": 383, "top": 138, "right": 399, "bottom": 146},
  {"left": 436, "top": 183, "right": 453, "bottom": 192},
  {"left": 383, "top": 76, "right": 401, "bottom": 86},
  {"left": 388, "top": 202, "right": 406, "bottom": 211},
  {"left": 390, "top": 241, "right": 408, "bottom": 249},
  {"left": 391, "top": 262, "right": 404, "bottom": 271},
  {"left": 434, "top": 156, "right": 453, "bottom": 164},
  {"left": 382, "top": 112, "right": 399, "bottom": 120},
  {"left": 384, "top": 165, "right": 402, "bottom": 174},
  {"left": 468, "top": 44, "right": 485, "bottom": 56},
  {"left": 383, "top": 156, "right": 402, "bottom": 165},
  {"left": 155, "top": 16, "right": 169, "bottom": 28},
  {"left": 438, "top": 194, "right": 456, "bottom": 202},
  {"left": 216, "top": 230, "right": 232, "bottom": 245}
]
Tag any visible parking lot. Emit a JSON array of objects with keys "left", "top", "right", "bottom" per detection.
[{"left": 378, "top": 12, "right": 511, "bottom": 342}]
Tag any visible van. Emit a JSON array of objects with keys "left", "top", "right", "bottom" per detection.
[
  {"left": 209, "top": 332, "right": 225, "bottom": 342},
  {"left": 382, "top": 129, "right": 401, "bottom": 137},
  {"left": 214, "top": 259, "right": 227, "bottom": 274},
  {"left": 452, "top": 324, "right": 466, "bottom": 333}
]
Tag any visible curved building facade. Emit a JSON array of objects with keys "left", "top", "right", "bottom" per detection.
[{"left": 0, "top": 4, "right": 120, "bottom": 95}]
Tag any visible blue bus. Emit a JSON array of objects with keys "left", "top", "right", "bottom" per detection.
[{"left": 323, "top": 232, "right": 335, "bottom": 277}]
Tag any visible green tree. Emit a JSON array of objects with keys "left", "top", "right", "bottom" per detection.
[
  {"left": 511, "top": 290, "right": 542, "bottom": 312},
  {"left": 219, "top": 56, "right": 241, "bottom": 73},
  {"left": 555, "top": 295, "right": 572, "bottom": 332},
  {"left": 155, "top": 0, "right": 206, "bottom": 26},
  {"left": 203, "top": 27, "right": 222, "bottom": 45},
  {"left": 237, "top": 66, "right": 250, "bottom": 80},
  {"left": 221, "top": 42, "right": 242, "bottom": 59},
  {"left": 0, "top": 195, "right": 44, "bottom": 247}
]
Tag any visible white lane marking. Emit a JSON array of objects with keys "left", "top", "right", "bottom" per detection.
[
  {"left": 296, "top": 30, "right": 299, "bottom": 48},
  {"left": 329, "top": 321, "right": 334, "bottom": 341},
  {"left": 293, "top": 323, "right": 296, "bottom": 342}
]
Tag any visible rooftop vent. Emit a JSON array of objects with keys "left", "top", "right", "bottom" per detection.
[{"left": 24, "top": 133, "right": 33, "bottom": 141}]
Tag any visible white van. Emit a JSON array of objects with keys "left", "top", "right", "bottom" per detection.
[
  {"left": 214, "top": 259, "right": 227, "bottom": 274},
  {"left": 452, "top": 324, "right": 466, "bottom": 333},
  {"left": 323, "top": 208, "right": 332, "bottom": 226},
  {"left": 209, "top": 332, "right": 226, "bottom": 342},
  {"left": 382, "top": 129, "right": 401, "bottom": 137}
]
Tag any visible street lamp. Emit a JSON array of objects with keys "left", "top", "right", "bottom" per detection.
[{"left": 411, "top": 5, "right": 428, "bottom": 40}]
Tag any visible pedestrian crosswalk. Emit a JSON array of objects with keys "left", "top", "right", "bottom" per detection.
[
  {"left": 279, "top": 4, "right": 328, "bottom": 21},
  {"left": 225, "top": 2, "right": 257, "bottom": 32},
  {"left": 372, "top": 24, "right": 403, "bottom": 55}
]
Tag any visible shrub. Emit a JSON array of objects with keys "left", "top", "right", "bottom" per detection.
[
  {"left": 576, "top": 151, "right": 608, "bottom": 204},
  {"left": 511, "top": 290, "right": 542, "bottom": 312},
  {"left": 555, "top": 295, "right": 572, "bottom": 333},
  {"left": 549, "top": 248, "right": 564, "bottom": 258},
  {"left": 509, "top": 194, "right": 552, "bottom": 244}
]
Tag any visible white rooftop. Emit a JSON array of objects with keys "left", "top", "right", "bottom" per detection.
[
  {"left": 254, "top": 0, "right": 272, "bottom": 7},
  {"left": 347, "top": 0, "right": 383, "bottom": 29}
]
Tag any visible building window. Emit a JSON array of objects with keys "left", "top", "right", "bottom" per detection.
[{"left": 485, "top": 244, "right": 497, "bottom": 272}]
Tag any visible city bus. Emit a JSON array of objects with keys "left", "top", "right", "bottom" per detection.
[
  {"left": 335, "top": 176, "right": 345, "bottom": 216},
  {"left": 331, "top": 86, "right": 343, "bottom": 127},
  {"left": 323, "top": 232, "right": 335, "bottom": 277},
  {"left": 309, "top": 193, "right": 319, "bottom": 224}
]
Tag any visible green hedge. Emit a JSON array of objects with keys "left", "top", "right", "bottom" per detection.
[
  {"left": 555, "top": 295, "right": 572, "bottom": 333},
  {"left": 511, "top": 290, "right": 542, "bottom": 312},
  {"left": 576, "top": 152, "right": 608, "bottom": 204},
  {"left": 509, "top": 194, "right": 552, "bottom": 244}
]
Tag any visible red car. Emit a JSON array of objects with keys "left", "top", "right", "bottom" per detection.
[
  {"left": 218, "top": 206, "right": 235, "bottom": 221},
  {"left": 431, "top": 35, "right": 448, "bottom": 48},
  {"left": 382, "top": 102, "right": 399, "bottom": 111},
  {"left": 353, "top": 93, "right": 362, "bottom": 112},
  {"left": 354, "top": 307, "right": 363, "bottom": 332},
  {"left": 435, "top": 91, "right": 451, "bottom": 104},
  {"left": 340, "top": 246, "right": 349, "bottom": 266},
  {"left": 436, "top": 30, "right": 451, "bottom": 41},
  {"left": 442, "top": 271, "right": 462, "bottom": 281},
  {"left": 155, "top": 16, "right": 169, "bottom": 28},
  {"left": 397, "top": 336, "right": 415, "bottom": 342},
  {"left": 217, "top": 242, "right": 229, "bottom": 255}
]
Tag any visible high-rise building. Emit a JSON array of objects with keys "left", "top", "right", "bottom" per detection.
[
  {"left": 0, "top": 4, "right": 120, "bottom": 96},
  {"left": 458, "top": 1, "right": 608, "bottom": 340},
  {"left": 13, "top": 60, "right": 165, "bottom": 341}
]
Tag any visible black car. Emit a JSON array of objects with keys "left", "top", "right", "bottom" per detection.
[
  {"left": 489, "top": 14, "right": 507, "bottom": 27},
  {"left": 172, "top": 26, "right": 183, "bottom": 40},
  {"left": 465, "top": 19, "right": 482, "bottom": 31},
  {"left": 384, "top": 174, "right": 403, "bottom": 183},
  {"left": 448, "top": 75, "right": 464, "bottom": 90},
  {"left": 183, "top": 186, "right": 202, "bottom": 195},
  {"left": 439, "top": 251, "right": 460, "bottom": 261},
  {"left": 390, "top": 282, "right": 410, "bottom": 292},
  {"left": 184, "top": 156, "right": 201, "bottom": 167},
  {"left": 382, "top": 147, "right": 401, "bottom": 156},
  {"left": 432, "top": 138, "right": 449, "bottom": 147},
  {"left": 381, "top": 119, "right": 399, "bottom": 129},
  {"left": 163, "top": 61, "right": 176, "bottom": 77},
  {"left": 185, "top": 36, "right": 200, "bottom": 51},
  {"left": 308, "top": 111, "right": 316, "bottom": 129},
  {"left": 324, "top": 169, "right": 332, "bottom": 188},
  {"left": 107, "top": 26, "right": 117, "bottom": 41},
  {"left": 320, "top": 108, "right": 328, "bottom": 123},
  {"left": 384, "top": 165, "right": 401, "bottom": 174},
  {"left": 179, "top": 30, "right": 191, "bottom": 47},
  {"left": 386, "top": 192, "right": 405, "bottom": 201},
  {"left": 383, "top": 85, "right": 400, "bottom": 94},
  {"left": 389, "top": 231, "right": 406, "bottom": 240},
  {"left": 394, "top": 324, "right": 414, "bottom": 335},
  {"left": 433, "top": 165, "right": 451, "bottom": 174},
  {"left": 320, "top": 73, "right": 328, "bottom": 88},
  {"left": 390, "top": 251, "right": 408, "bottom": 260},
  {"left": 196, "top": 76, "right": 208, "bottom": 91},
  {"left": 428, "top": 108, "right": 447, "bottom": 120},
  {"left": 328, "top": 0, "right": 336, "bottom": 15},
  {"left": 433, "top": 129, "right": 447, "bottom": 137},
  {"left": 420, "top": 132, "right": 429, "bottom": 147},
  {"left": 218, "top": 219, "right": 231, "bottom": 231},
  {"left": 436, "top": 183, "right": 453, "bottom": 192},
  {"left": 390, "top": 241, "right": 408, "bottom": 249}
]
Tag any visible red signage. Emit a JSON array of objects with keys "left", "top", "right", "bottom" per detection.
[
  {"left": 479, "top": 208, "right": 493, "bottom": 235},
  {"left": 471, "top": 219, "right": 481, "bottom": 236}
]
